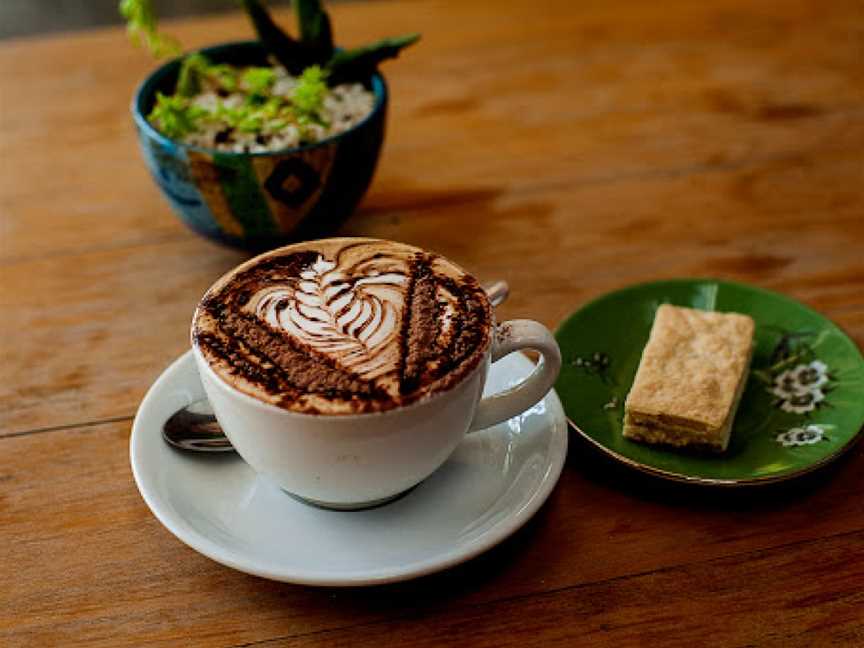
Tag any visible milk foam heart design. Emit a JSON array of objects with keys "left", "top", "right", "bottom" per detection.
[{"left": 249, "top": 253, "right": 409, "bottom": 387}]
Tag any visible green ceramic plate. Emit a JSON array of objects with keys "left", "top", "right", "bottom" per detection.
[{"left": 555, "top": 279, "right": 864, "bottom": 486}]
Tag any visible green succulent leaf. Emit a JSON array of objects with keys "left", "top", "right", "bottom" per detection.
[
  {"left": 240, "top": 0, "right": 316, "bottom": 74},
  {"left": 242, "top": 66, "right": 278, "bottom": 94},
  {"left": 327, "top": 33, "right": 420, "bottom": 84},
  {"left": 209, "top": 63, "right": 241, "bottom": 92},
  {"left": 177, "top": 54, "right": 262, "bottom": 96},
  {"left": 294, "top": 0, "right": 334, "bottom": 62},
  {"left": 148, "top": 92, "right": 206, "bottom": 138},
  {"left": 119, "top": 0, "right": 181, "bottom": 58},
  {"left": 176, "top": 53, "right": 211, "bottom": 97},
  {"left": 291, "top": 64, "right": 329, "bottom": 121}
]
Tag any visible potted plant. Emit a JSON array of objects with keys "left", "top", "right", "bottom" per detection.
[{"left": 124, "top": 0, "right": 419, "bottom": 249}]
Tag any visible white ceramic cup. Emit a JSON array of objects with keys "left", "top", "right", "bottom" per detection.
[{"left": 193, "top": 305, "right": 561, "bottom": 510}]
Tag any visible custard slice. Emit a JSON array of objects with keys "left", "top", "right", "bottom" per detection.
[{"left": 623, "top": 304, "right": 755, "bottom": 453}]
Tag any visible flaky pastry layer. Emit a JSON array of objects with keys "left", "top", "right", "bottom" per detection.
[{"left": 623, "top": 304, "right": 755, "bottom": 452}]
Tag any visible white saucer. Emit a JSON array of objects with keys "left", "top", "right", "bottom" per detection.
[{"left": 130, "top": 351, "right": 568, "bottom": 586}]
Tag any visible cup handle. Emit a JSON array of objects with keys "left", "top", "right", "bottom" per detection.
[{"left": 469, "top": 319, "right": 562, "bottom": 431}]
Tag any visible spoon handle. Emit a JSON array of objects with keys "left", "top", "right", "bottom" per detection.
[
  {"left": 484, "top": 280, "right": 509, "bottom": 308},
  {"left": 163, "top": 405, "right": 234, "bottom": 452}
]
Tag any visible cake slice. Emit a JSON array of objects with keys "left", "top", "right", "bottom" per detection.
[{"left": 623, "top": 304, "right": 755, "bottom": 453}]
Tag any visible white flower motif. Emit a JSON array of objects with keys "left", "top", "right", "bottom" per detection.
[
  {"left": 768, "top": 359, "right": 831, "bottom": 413},
  {"left": 776, "top": 425, "right": 825, "bottom": 447},
  {"left": 771, "top": 368, "right": 801, "bottom": 399},
  {"left": 791, "top": 360, "right": 829, "bottom": 392},
  {"left": 793, "top": 426, "right": 824, "bottom": 445},
  {"left": 775, "top": 430, "right": 797, "bottom": 447},
  {"left": 770, "top": 361, "right": 831, "bottom": 400},
  {"left": 779, "top": 388, "right": 825, "bottom": 414}
]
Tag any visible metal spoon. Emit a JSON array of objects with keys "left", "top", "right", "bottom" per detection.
[{"left": 162, "top": 280, "right": 510, "bottom": 452}]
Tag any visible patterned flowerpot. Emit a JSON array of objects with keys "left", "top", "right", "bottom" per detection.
[{"left": 132, "top": 41, "right": 387, "bottom": 250}]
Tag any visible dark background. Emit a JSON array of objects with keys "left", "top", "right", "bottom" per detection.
[{"left": 0, "top": 0, "right": 296, "bottom": 40}]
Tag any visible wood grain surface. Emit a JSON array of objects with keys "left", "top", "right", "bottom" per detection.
[{"left": 2, "top": 0, "right": 863, "bottom": 645}]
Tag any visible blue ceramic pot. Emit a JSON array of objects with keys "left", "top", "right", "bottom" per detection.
[{"left": 132, "top": 41, "right": 387, "bottom": 250}]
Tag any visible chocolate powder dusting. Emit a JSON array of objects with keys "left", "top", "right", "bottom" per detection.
[
  {"left": 194, "top": 331, "right": 299, "bottom": 399},
  {"left": 192, "top": 239, "right": 492, "bottom": 415},
  {"left": 218, "top": 311, "right": 378, "bottom": 398},
  {"left": 400, "top": 257, "right": 441, "bottom": 394}
]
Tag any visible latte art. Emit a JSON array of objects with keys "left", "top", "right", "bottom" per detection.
[
  {"left": 251, "top": 254, "right": 407, "bottom": 381},
  {"left": 193, "top": 238, "right": 492, "bottom": 414}
]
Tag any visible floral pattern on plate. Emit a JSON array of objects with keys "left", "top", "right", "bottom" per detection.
[
  {"left": 752, "top": 329, "right": 836, "bottom": 444},
  {"left": 776, "top": 425, "right": 826, "bottom": 447}
]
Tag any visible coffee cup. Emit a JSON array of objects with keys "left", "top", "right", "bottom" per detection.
[{"left": 191, "top": 238, "right": 561, "bottom": 509}]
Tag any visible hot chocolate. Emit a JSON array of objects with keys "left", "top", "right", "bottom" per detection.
[{"left": 192, "top": 238, "right": 492, "bottom": 414}]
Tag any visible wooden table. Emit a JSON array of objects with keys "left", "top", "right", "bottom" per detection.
[{"left": 2, "top": 0, "right": 863, "bottom": 644}]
